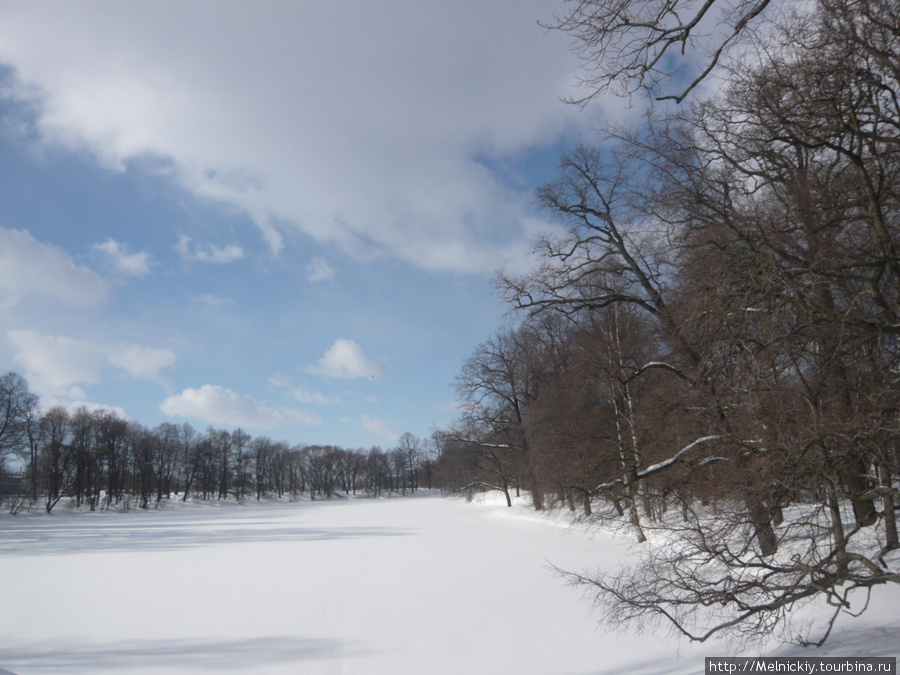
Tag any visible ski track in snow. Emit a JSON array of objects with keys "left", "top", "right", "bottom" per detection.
[{"left": 1, "top": 493, "right": 897, "bottom": 674}]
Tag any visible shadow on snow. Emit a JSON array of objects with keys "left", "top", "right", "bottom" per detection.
[
  {"left": 0, "top": 504, "right": 411, "bottom": 555},
  {"left": 0, "top": 635, "right": 374, "bottom": 673}
]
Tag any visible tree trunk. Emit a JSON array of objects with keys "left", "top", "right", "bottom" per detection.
[
  {"left": 771, "top": 502, "right": 784, "bottom": 527},
  {"left": 746, "top": 495, "right": 778, "bottom": 557},
  {"left": 629, "top": 483, "right": 647, "bottom": 543},
  {"left": 844, "top": 457, "right": 877, "bottom": 528},
  {"left": 531, "top": 482, "right": 544, "bottom": 511},
  {"left": 880, "top": 458, "right": 898, "bottom": 550},
  {"left": 827, "top": 484, "right": 849, "bottom": 576},
  {"left": 883, "top": 489, "right": 898, "bottom": 551}
]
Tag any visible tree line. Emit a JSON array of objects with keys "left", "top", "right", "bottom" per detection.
[
  {"left": 0, "top": 371, "right": 433, "bottom": 514},
  {"left": 435, "top": 0, "right": 900, "bottom": 646}
]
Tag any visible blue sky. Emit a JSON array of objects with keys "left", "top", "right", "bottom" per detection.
[{"left": 0, "top": 0, "right": 616, "bottom": 449}]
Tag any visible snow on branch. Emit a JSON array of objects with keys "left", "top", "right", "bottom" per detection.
[
  {"left": 624, "top": 361, "right": 687, "bottom": 384},
  {"left": 452, "top": 436, "right": 525, "bottom": 453},
  {"left": 592, "top": 477, "right": 625, "bottom": 493},
  {"left": 636, "top": 435, "right": 724, "bottom": 479},
  {"left": 592, "top": 435, "right": 725, "bottom": 494}
]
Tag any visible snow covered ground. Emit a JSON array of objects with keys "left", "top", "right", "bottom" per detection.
[{"left": 1, "top": 493, "right": 897, "bottom": 674}]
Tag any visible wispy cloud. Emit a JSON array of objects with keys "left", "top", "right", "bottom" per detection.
[
  {"left": 306, "top": 257, "right": 335, "bottom": 283},
  {"left": 176, "top": 235, "right": 244, "bottom": 264},
  {"left": 0, "top": 227, "right": 107, "bottom": 308},
  {"left": 358, "top": 414, "right": 399, "bottom": 443},
  {"left": 431, "top": 400, "right": 462, "bottom": 414},
  {"left": 106, "top": 344, "right": 176, "bottom": 384},
  {"left": 7, "top": 330, "right": 103, "bottom": 400},
  {"left": 289, "top": 386, "right": 340, "bottom": 406},
  {"left": 269, "top": 373, "right": 340, "bottom": 405},
  {"left": 7, "top": 329, "right": 175, "bottom": 399},
  {"left": 94, "top": 237, "right": 152, "bottom": 276},
  {"left": 160, "top": 384, "right": 320, "bottom": 429},
  {"left": 306, "top": 339, "right": 381, "bottom": 380},
  {"left": 193, "top": 293, "right": 232, "bottom": 307}
]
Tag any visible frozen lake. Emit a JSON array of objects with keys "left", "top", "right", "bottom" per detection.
[{"left": 1, "top": 494, "right": 896, "bottom": 674}]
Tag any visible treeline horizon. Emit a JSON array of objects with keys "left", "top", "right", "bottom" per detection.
[{"left": 0, "top": 371, "right": 437, "bottom": 514}]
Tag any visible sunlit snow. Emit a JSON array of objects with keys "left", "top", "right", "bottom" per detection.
[{"left": 1, "top": 494, "right": 897, "bottom": 674}]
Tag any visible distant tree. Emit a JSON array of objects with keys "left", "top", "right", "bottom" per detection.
[
  {"left": 178, "top": 423, "right": 200, "bottom": 501},
  {"left": 283, "top": 445, "right": 306, "bottom": 499},
  {"left": 23, "top": 398, "right": 42, "bottom": 503},
  {"left": 366, "top": 446, "right": 390, "bottom": 496},
  {"left": 396, "top": 432, "right": 422, "bottom": 493},
  {"left": 95, "top": 411, "right": 130, "bottom": 508},
  {"left": 420, "top": 433, "right": 442, "bottom": 489},
  {"left": 439, "top": 418, "right": 524, "bottom": 507},
  {"left": 252, "top": 436, "right": 274, "bottom": 500},
  {"left": 153, "top": 422, "right": 180, "bottom": 502},
  {"left": 68, "top": 407, "right": 100, "bottom": 509},
  {"left": 450, "top": 323, "right": 552, "bottom": 505},
  {"left": 207, "top": 428, "right": 232, "bottom": 500},
  {"left": 341, "top": 449, "right": 367, "bottom": 495},
  {"left": 230, "top": 428, "right": 252, "bottom": 500},
  {"left": 0, "top": 373, "right": 38, "bottom": 511},
  {"left": 130, "top": 422, "right": 157, "bottom": 509},
  {"left": 0, "top": 372, "right": 38, "bottom": 468},
  {"left": 38, "top": 406, "right": 73, "bottom": 514},
  {"left": 269, "top": 441, "right": 290, "bottom": 498}
]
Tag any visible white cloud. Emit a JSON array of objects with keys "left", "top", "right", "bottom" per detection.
[
  {"left": 160, "top": 384, "right": 321, "bottom": 429},
  {"left": 193, "top": 293, "right": 232, "bottom": 307},
  {"left": 267, "top": 373, "right": 292, "bottom": 389},
  {"left": 358, "top": 414, "right": 399, "bottom": 443},
  {"left": 42, "top": 397, "right": 129, "bottom": 420},
  {"left": 288, "top": 386, "right": 340, "bottom": 406},
  {"left": 7, "top": 329, "right": 175, "bottom": 399},
  {"left": 0, "top": 2, "right": 606, "bottom": 273},
  {"left": 93, "top": 237, "right": 152, "bottom": 276},
  {"left": 176, "top": 235, "right": 244, "bottom": 264},
  {"left": 7, "top": 329, "right": 104, "bottom": 399},
  {"left": 269, "top": 373, "right": 340, "bottom": 406},
  {"left": 431, "top": 400, "right": 462, "bottom": 414},
  {"left": 0, "top": 227, "right": 107, "bottom": 308},
  {"left": 107, "top": 344, "right": 176, "bottom": 384},
  {"left": 306, "top": 257, "right": 335, "bottom": 283},
  {"left": 306, "top": 339, "right": 381, "bottom": 380}
]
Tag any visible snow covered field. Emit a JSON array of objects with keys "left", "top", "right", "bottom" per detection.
[{"left": 1, "top": 493, "right": 898, "bottom": 675}]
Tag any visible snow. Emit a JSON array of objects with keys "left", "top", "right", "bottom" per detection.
[{"left": 1, "top": 493, "right": 897, "bottom": 674}]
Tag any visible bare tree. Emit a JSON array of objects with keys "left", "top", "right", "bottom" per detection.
[
  {"left": 0, "top": 372, "right": 38, "bottom": 473},
  {"left": 95, "top": 411, "right": 130, "bottom": 508},
  {"left": 178, "top": 423, "right": 200, "bottom": 501},
  {"left": 396, "top": 432, "right": 422, "bottom": 493},
  {"left": 230, "top": 428, "right": 252, "bottom": 501},
  {"left": 153, "top": 422, "right": 181, "bottom": 502},
  {"left": 436, "top": 428, "right": 523, "bottom": 507},
  {"left": 366, "top": 446, "right": 390, "bottom": 496},
  {"left": 38, "top": 406, "right": 73, "bottom": 514},
  {"left": 543, "top": 0, "right": 774, "bottom": 103},
  {"left": 449, "top": 322, "right": 554, "bottom": 505},
  {"left": 540, "top": 0, "right": 900, "bottom": 645}
]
